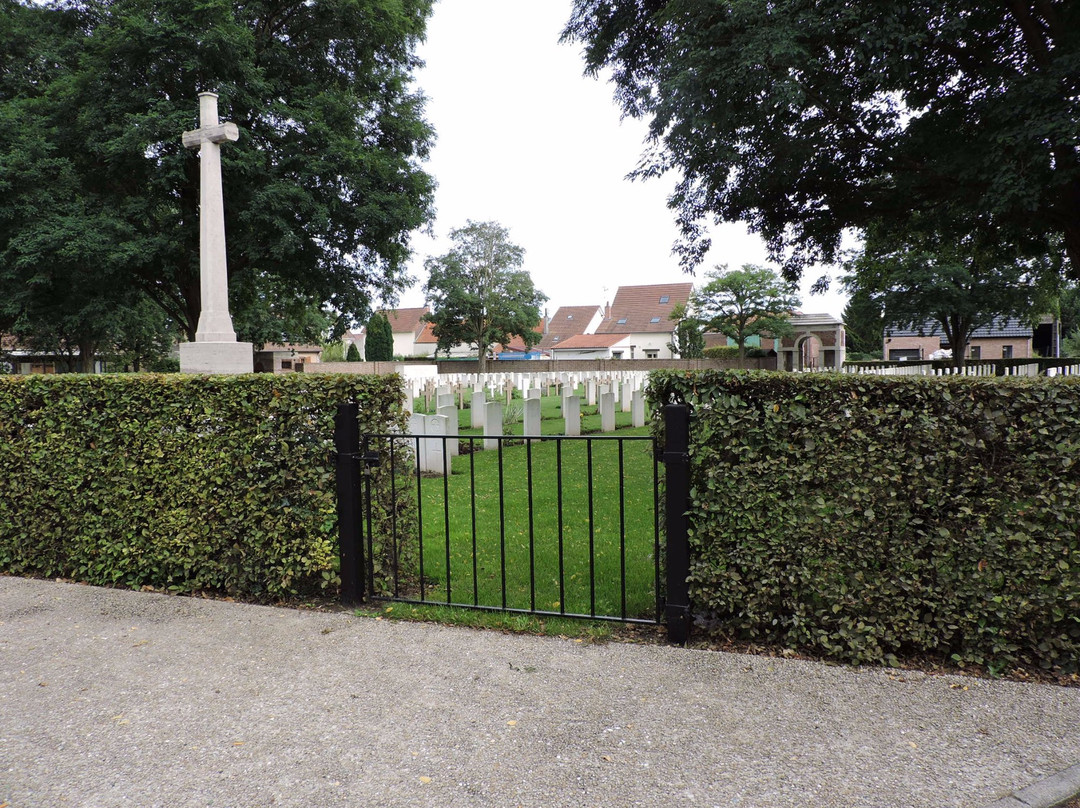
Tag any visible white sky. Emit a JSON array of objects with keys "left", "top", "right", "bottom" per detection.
[{"left": 395, "top": 0, "right": 849, "bottom": 320}]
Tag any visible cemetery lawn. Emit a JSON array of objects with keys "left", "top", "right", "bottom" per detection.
[{"left": 413, "top": 426, "right": 660, "bottom": 621}]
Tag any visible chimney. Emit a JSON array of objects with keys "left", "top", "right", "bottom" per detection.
[
  {"left": 544, "top": 308, "right": 549, "bottom": 335},
  {"left": 604, "top": 301, "right": 611, "bottom": 319}
]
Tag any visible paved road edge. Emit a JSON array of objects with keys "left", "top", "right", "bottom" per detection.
[{"left": 981, "top": 762, "right": 1080, "bottom": 808}]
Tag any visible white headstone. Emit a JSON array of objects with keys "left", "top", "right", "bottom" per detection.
[
  {"left": 523, "top": 398, "right": 541, "bottom": 442},
  {"left": 631, "top": 390, "right": 646, "bottom": 428},
  {"left": 437, "top": 404, "right": 459, "bottom": 457},
  {"left": 563, "top": 395, "right": 581, "bottom": 436},
  {"left": 484, "top": 401, "right": 503, "bottom": 451},
  {"left": 179, "top": 92, "right": 253, "bottom": 374},
  {"left": 600, "top": 392, "right": 616, "bottom": 433},
  {"left": 471, "top": 390, "right": 486, "bottom": 428}
]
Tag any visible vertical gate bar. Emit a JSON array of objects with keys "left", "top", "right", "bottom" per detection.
[
  {"left": 361, "top": 436, "right": 376, "bottom": 600},
  {"left": 618, "top": 439, "right": 627, "bottom": 619},
  {"left": 442, "top": 436, "right": 451, "bottom": 604},
  {"left": 498, "top": 437, "right": 507, "bottom": 610},
  {"left": 470, "top": 437, "right": 479, "bottom": 606},
  {"left": 334, "top": 403, "right": 363, "bottom": 606},
  {"left": 389, "top": 437, "right": 400, "bottom": 598},
  {"left": 557, "top": 439, "right": 565, "bottom": 615},
  {"left": 587, "top": 438, "right": 596, "bottom": 617},
  {"left": 527, "top": 439, "right": 536, "bottom": 612},
  {"left": 663, "top": 403, "right": 692, "bottom": 644},
  {"left": 415, "top": 435, "right": 426, "bottom": 602},
  {"left": 653, "top": 440, "right": 662, "bottom": 624}
]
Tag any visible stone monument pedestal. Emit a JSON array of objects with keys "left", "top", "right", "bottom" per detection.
[{"left": 180, "top": 341, "right": 254, "bottom": 374}]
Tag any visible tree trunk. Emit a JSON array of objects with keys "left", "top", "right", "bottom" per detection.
[
  {"left": 476, "top": 343, "right": 487, "bottom": 375},
  {"left": 77, "top": 340, "right": 98, "bottom": 373}
]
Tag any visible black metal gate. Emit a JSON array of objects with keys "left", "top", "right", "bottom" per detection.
[{"left": 335, "top": 404, "right": 691, "bottom": 642}]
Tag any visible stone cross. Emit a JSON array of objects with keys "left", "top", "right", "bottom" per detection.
[{"left": 182, "top": 92, "right": 239, "bottom": 343}]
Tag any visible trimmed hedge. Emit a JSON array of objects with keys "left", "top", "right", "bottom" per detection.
[
  {"left": 0, "top": 373, "right": 414, "bottom": 600},
  {"left": 648, "top": 370, "right": 1080, "bottom": 672}
]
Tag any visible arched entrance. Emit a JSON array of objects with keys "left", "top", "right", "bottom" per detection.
[{"left": 778, "top": 314, "right": 846, "bottom": 371}]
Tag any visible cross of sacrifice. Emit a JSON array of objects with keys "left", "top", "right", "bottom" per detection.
[{"left": 182, "top": 92, "right": 240, "bottom": 343}]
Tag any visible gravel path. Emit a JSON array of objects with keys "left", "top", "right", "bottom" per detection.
[{"left": 2, "top": 576, "right": 1078, "bottom": 808}]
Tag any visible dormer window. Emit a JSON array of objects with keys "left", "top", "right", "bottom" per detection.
[{"left": 659, "top": 295, "right": 669, "bottom": 304}]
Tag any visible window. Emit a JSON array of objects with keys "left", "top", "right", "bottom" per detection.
[
  {"left": 650, "top": 317, "right": 661, "bottom": 323},
  {"left": 1002, "top": 345, "right": 1013, "bottom": 358},
  {"left": 612, "top": 351, "right": 623, "bottom": 359},
  {"left": 552, "top": 336, "right": 560, "bottom": 342},
  {"left": 566, "top": 314, "right": 573, "bottom": 320},
  {"left": 645, "top": 349, "right": 659, "bottom": 359},
  {"left": 969, "top": 346, "right": 981, "bottom": 359},
  {"left": 659, "top": 296, "right": 669, "bottom": 304},
  {"left": 617, "top": 317, "right": 628, "bottom": 324}
]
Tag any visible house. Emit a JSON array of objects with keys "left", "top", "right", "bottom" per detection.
[
  {"left": 883, "top": 317, "right": 1057, "bottom": 361},
  {"left": 383, "top": 307, "right": 434, "bottom": 358},
  {"left": 536, "top": 306, "right": 605, "bottom": 351},
  {"left": 548, "top": 333, "right": 633, "bottom": 360},
  {"left": 593, "top": 283, "right": 693, "bottom": 359}
]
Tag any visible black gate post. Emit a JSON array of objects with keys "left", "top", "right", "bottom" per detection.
[
  {"left": 335, "top": 403, "right": 364, "bottom": 606},
  {"left": 663, "top": 403, "right": 692, "bottom": 644}
]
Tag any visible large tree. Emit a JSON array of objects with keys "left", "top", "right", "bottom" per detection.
[
  {"left": 845, "top": 219, "right": 1047, "bottom": 367},
  {"left": 841, "top": 288, "right": 885, "bottom": 359},
  {"left": 692, "top": 264, "right": 800, "bottom": 362},
  {"left": 0, "top": 0, "right": 436, "bottom": 344},
  {"left": 423, "top": 221, "right": 546, "bottom": 374},
  {"left": 563, "top": 1, "right": 1080, "bottom": 282}
]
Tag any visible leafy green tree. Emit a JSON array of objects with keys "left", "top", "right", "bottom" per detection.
[
  {"left": 345, "top": 343, "right": 361, "bottom": 362},
  {"left": 845, "top": 219, "right": 1045, "bottom": 367},
  {"left": 692, "top": 265, "right": 800, "bottom": 362},
  {"left": 563, "top": 1, "right": 1080, "bottom": 280},
  {"left": 364, "top": 312, "right": 394, "bottom": 362},
  {"left": 667, "top": 302, "right": 704, "bottom": 359},
  {"left": 1063, "top": 329, "right": 1080, "bottom": 357},
  {"left": 0, "top": 0, "right": 436, "bottom": 344},
  {"left": 841, "top": 288, "right": 885, "bottom": 359},
  {"left": 423, "top": 221, "right": 546, "bottom": 374}
]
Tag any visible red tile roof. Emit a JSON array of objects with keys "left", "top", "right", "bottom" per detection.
[
  {"left": 595, "top": 283, "right": 692, "bottom": 334},
  {"left": 537, "top": 306, "right": 603, "bottom": 349},
  {"left": 380, "top": 307, "right": 430, "bottom": 338}
]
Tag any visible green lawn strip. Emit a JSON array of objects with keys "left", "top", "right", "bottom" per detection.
[
  {"left": 358, "top": 602, "right": 615, "bottom": 640},
  {"left": 415, "top": 429, "right": 659, "bottom": 620}
]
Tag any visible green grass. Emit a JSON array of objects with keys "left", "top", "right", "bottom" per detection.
[
  {"left": 404, "top": 428, "right": 660, "bottom": 621},
  {"left": 359, "top": 602, "right": 616, "bottom": 640}
]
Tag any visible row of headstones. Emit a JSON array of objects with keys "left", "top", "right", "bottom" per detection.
[
  {"left": 406, "top": 376, "right": 649, "bottom": 474},
  {"left": 411, "top": 370, "right": 650, "bottom": 411}
]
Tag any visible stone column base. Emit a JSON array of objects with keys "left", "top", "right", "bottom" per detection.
[{"left": 179, "top": 341, "right": 254, "bottom": 374}]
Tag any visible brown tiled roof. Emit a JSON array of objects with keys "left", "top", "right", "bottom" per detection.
[
  {"left": 594, "top": 283, "right": 692, "bottom": 334},
  {"left": 550, "top": 333, "right": 629, "bottom": 350},
  {"left": 415, "top": 321, "right": 438, "bottom": 344},
  {"left": 537, "top": 306, "right": 603, "bottom": 349},
  {"left": 380, "top": 307, "right": 430, "bottom": 338}
]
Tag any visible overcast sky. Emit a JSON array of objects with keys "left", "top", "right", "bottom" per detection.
[{"left": 394, "top": 0, "right": 849, "bottom": 320}]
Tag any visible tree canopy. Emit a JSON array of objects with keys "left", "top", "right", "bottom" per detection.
[
  {"left": 692, "top": 264, "right": 799, "bottom": 361},
  {"left": 563, "top": 0, "right": 1080, "bottom": 281},
  {"left": 0, "top": 0, "right": 436, "bottom": 345},
  {"left": 844, "top": 219, "right": 1047, "bottom": 366},
  {"left": 422, "top": 221, "right": 546, "bottom": 373}
]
